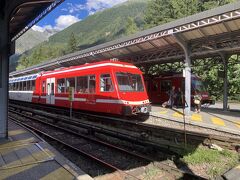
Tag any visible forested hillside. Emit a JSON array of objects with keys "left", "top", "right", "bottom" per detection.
[{"left": 15, "top": 0, "right": 147, "bottom": 71}]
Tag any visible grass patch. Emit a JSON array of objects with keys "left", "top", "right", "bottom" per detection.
[
  {"left": 144, "top": 165, "right": 161, "bottom": 180},
  {"left": 181, "top": 146, "right": 239, "bottom": 178}
]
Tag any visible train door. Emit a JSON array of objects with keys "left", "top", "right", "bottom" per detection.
[
  {"left": 160, "top": 79, "right": 172, "bottom": 103},
  {"left": 87, "top": 75, "right": 96, "bottom": 104},
  {"left": 46, "top": 78, "right": 55, "bottom": 104},
  {"left": 150, "top": 80, "right": 161, "bottom": 103}
]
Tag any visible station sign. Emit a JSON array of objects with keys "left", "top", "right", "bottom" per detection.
[{"left": 68, "top": 87, "right": 74, "bottom": 101}]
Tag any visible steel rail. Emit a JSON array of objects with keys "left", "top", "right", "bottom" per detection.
[
  {"left": 9, "top": 101, "right": 240, "bottom": 151},
  {"left": 9, "top": 109, "right": 205, "bottom": 179},
  {"left": 8, "top": 116, "right": 140, "bottom": 180}
]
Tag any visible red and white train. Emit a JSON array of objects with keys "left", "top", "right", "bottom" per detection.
[
  {"left": 9, "top": 60, "right": 151, "bottom": 116},
  {"left": 145, "top": 73, "right": 214, "bottom": 105}
]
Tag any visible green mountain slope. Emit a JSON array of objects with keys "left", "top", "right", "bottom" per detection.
[
  {"left": 49, "top": 0, "right": 147, "bottom": 48},
  {"left": 14, "top": 0, "right": 147, "bottom": 71},
  {"left": 15, "top": 29, "right": 49, "bottom": 54}
]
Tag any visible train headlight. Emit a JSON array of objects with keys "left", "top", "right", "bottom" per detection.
[{"left": 140, "top": 107, "right": 148, "bottom": 113}]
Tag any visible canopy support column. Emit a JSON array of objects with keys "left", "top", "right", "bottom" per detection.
[
  {"left": 174, "top": 34, "right": 191, "bottom": 115},
  {"left": 221, "top": 54, "right": 228, "bottom": 111},
  {"left": 0, "top": 14, "right": 9, "bottom": 139}
]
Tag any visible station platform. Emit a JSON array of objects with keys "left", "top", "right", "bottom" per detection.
[
  {"left": 0, "top": 120, "right": 92, "bottom": 180},
  {"left": 150, "top": 105, "right": 240, "bottom": 135}
]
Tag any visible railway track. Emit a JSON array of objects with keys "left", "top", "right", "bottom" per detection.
[
  {"left": 9, "top": 109, "right": 204, "bottom": 179},
  {"left": 9, "top": 101, "right": 240, "bottom": 152}
]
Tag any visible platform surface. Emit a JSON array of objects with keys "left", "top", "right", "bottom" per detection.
[
  {"left": 150, "top": 105, "right": 240, "bottom": 135},
  {"left": 0, "top": 120, "right": 92, "bottom": 180}
]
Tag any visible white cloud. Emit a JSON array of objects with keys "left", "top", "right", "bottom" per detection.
[
  {"left": 62, "top": 0, "right": 127, "bottom": 15},
  {"left": 32, "top": 25, "right": 54, "bottom": 32},
  {"left": 86, "top": 0, "right": 127, "bottom": 13},
  {"left": 32, "top": 15, "right": 80, "bottom": 33},
  {"left": 55, "top": 15, "right": 80, "bottom": 30},
  {"left": 62, "top": 3, "right": 85, "bottom": 14}
]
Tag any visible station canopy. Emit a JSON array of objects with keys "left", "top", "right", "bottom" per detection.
[
  {"left": 10, "top": 0, "right": 63, "bottom": 41},
  {"left": 10, "top": 1, "right": 240, "bottom": 77}
]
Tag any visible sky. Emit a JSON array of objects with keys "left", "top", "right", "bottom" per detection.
[{"left": 32, "top": 0, "right": 128, "bottom": 32}]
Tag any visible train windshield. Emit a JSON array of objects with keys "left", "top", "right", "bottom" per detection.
[
  {"left": 116, "top": 72, "right": 144, "bottom": 92},
  {"left": 192, "top": 80, "right": 206, "bottom": 92}
]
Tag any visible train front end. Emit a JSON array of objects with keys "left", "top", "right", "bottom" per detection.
[{"left": 114, "top": 65, "right": 151, "bottom": 116}]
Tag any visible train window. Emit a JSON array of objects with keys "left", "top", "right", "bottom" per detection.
[
  {"left": 31, "top": 80, "right": 35, "bottom": 91},
  {"left": 66, "top": 78, "right": 75, "bottom": 93},
  {"left": 23, "top": 81, "right": 27, "bottom": 91},
  {"left": 19, "top": 82, "right": 22, "bottom": 91},
  {"left": 9, "top": 83, "right": 13, "bottom": 91},
  {"left": 116, "top": 72, "right": 144, "bottom": 92},
  {"left": 42, "top": 81, "right": 46, "bottom": 93},
  {"left": 15, "top": 83, "right": 18, "bottom": 91},
  {"left": 76, "top": 76, "right": 88, "bottom": 93},
  {"left": 161, "top": 80, "right": 172, "bottom": 92},
  {"left": 89, "top": 75, "right": 96, "bottom": 94},
  {"left": 57, "top": 78, "right": 65, "bottom": 93},
  {"left": 100, "top": 74, "right": 114, "bottom": 92},
  {"left": 27, "top": 81, "right": 30, "bottom": 91}
]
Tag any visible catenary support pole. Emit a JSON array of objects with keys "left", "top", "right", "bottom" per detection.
[
  {"left": 0, "top": 11, "right": 9, "bottom": 139},
  {"left": 174, "top": 34, "right": 191, "bottom": 116}
]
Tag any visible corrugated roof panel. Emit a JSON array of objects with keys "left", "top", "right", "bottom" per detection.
[
  {"left": 110, "top": 49, "right": 122, "bottom": 56},
  {"left": 218, "top": 23, "right": 229, "bottom": 33},
  {"left": 189, "top": 29, "right": 203, "bottom": 39},
  {"left": 165, "top": 36, "right": 177, "bottom": 44},
  {"left": 138, "top": 42, "right": 154, "bottom": 50},
  {"left": 201, "top": 26, "right": 216, "bottom": 36},
  {"left": 127, "top": 45, "right": 142, "bottom": 52},
  {"left": 151, "top": 39, "right": 167, "bottom": 47},
  {"left": 101, "top": 52, "right": 113, "bottom": 58},
  {"left": 181, "top": 31, "right": 197, "bottom": 40},
  {"left": 211, "top": 24, "right": 226, "bottom": 34},
  {"left": 118, "top": 48, "right": 130, "bottom": 55},
  {"left": 226, "top": 19, "right": 240, "bottom": 31}
]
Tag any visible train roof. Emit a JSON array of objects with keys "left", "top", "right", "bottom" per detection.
[
  {"left": 9, "top": 73, "right": 39, "bottom": 83},
  {"left": 41, "top": 60, "right": 139, "bottom": 77}
]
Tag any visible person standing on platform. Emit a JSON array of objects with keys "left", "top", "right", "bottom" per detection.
[
  {"left": 175, "top": 87, "right": 183, "bottom": 108},
  {"left": 168, "top": 86, "right": 176, "bottom": 108},
  {"left": 194, "top": 90, "right": 202, "bottom": 113}
]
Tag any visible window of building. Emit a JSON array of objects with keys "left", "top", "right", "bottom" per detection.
[
  {"left": 100, "top": 74, "right": 114, "bottom": 92},
  {"left": 76, "top": 76, "right": 88, "bottom": 93},
  {"left": 57, "top": 78, "right": 65, "bottom": 93},
  {"left": 66, "top": 77, "right": 75, "bottom": 93},
  {"left": 161, "top": 80, "right": 172, "bottom": 92}
]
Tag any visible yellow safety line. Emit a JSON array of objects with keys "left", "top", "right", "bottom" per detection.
[
  {"left": 211, "top": 117, "right": 225, "bottom": 126},
  {"left": 173, "top": 112, "right": 183, "bottom": 118},
  {"left": 191, "top": 114, "right": 202, "bottom": 122},
  {"left": 235, "top": 121, "right": 240, "bottom": 128},
  {"left": 159, "top": 111, "right": 168, "bottom": 114}
]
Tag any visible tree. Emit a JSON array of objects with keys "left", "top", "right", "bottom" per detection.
[
  {"left": 144, "top": 0, "right": 236, "bottom": 29},
  {"left": 125, "top": 17, "right": 138, "bottom": 36},
  {"left": 68, "top": 32, "right": 77, "bottom": 53}
]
